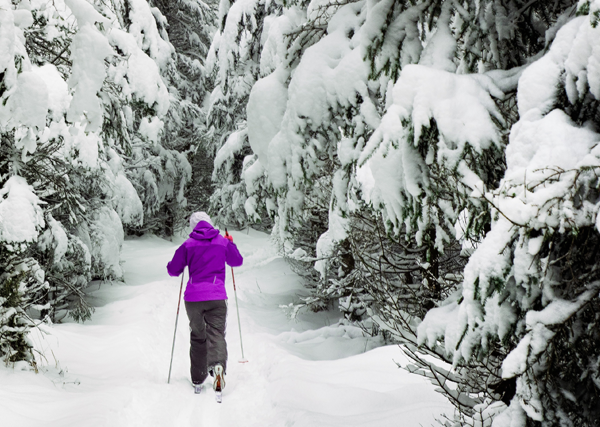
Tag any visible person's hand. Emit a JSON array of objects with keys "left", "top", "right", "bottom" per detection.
[{"left": 225, "top": 231, "right": 233, "bottom": 242}]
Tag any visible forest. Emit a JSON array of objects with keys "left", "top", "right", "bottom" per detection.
[{"left": 1, "top": 0, "right": 600, "bottom": 426}]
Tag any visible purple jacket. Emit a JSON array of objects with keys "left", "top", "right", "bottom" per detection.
[{"left": 167, "top": 221, "right": 243, "bottom": 301}]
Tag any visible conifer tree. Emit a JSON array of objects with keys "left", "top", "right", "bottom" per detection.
[
  {"left": 0, "top": 0, "right": 193, "bottom": 362},
  {"left": 209, "top": 2, "right": 600, "bottom": 426},
  {"left": 419, "top": 2, "right": 600, "bottom": 425},
  {"left": 147, "top": 0, "right": 217, "bottom": 234}
]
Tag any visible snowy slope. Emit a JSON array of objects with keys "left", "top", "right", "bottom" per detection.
[{"left": 0, "top": 230, "right": 451, "bottom": 426}]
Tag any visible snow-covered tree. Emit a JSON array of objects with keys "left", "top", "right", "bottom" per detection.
[
  {"left": 0, "top": 177, "right": 47, "bottom": 364},
  {"left": 208, "top": 0, "right": 509, "bottom": 316},
  {"left": 0, "top": 0, "right": 193, "bottom": 362},
  {"left": 204, "top": 0, "right": 285, "bottom": 226},
  {"left": 145, "top": 0, "right": 217, "bottom": 234},
  {"left": 96, "top": 0, "right": 192, "bottom": 238},
  {"left": 418, "top": 2, "right": 600, "bottom": 425},
  {"left": 209, "top": 1, "right": 600, "bottom": 426}
]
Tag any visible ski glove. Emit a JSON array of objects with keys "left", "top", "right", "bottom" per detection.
[{"left": 224, "top": 231, "right": 233, "bottom": 242}]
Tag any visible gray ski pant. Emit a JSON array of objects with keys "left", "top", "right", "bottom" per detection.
[{"left": 184, "top": 299, "right": 228, "bottom": 384}]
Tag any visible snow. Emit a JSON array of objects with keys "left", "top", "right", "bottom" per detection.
[
  {"left": 32, "top": 64, "right": 71, "bottom": 120},
  {"left": 111, "top": 173, "right": 144, "bottom": 227},
  {"left": 259, "top": 9, "right": 305, "bottom": 75},
  {"left": 5, "top": 71, "right": 48, "bottom": 132},
  {"left": 126, "top": 0, "right": 173, "bottom": 70},
  {"left": 242, "top": 156, "right": 265, "bottom": 196},
  {"left": 416, "top": 9, "right": 600, "bottom": 425},
  {"left": 64, "top": 0, "right": 108, "bottom": 27},
  {"left": 417, "top": 301, "right": 459, "bottom": 352},
  {"left": 314, "top": 230, "right": 335, "bottom": 278},
  {"left": 491, "top": 400, "right": 527, "bottom": 427},
  {"left": 0, "top": 3, "right": 15, "bottom": 73},
  {"left": 247, "top": 68, "right": 288, "bottom": 169},
  {"left": 66, "top": 21, "right": 113, "bottom": 132},
  {"left": 87, "top": 206, "right": 125, "bottom": 280},
  {"left": 284, "top": 1, "right": 366, "bottom": 130},
  {"left": 212, "top": 0, "right": 261, "bottom": 95},
  {"left": 1, "top": 231, "right": 452, "bottom": 425},
  {"left": 214, "top": 129, "right": 247, "bottom": 172},
  {"left": 45, "top": 215, "right": 70, "bottom": 264},
  {"left": 355, "top": 63, "right": 503, "bottom": 237},
  {"left": 518, "top": 15, "right": 600, "bottom": 118},
  {"left": 485, "top": 66, "right": 526, "bottom": 93},
  {"left": 418, "top": 2, "right": 456, "bottom": 72},
  {"left": 502, "top": 90, "right": 600, "bottom": 231},
  {"left": 502, "top": 288, "right": 599, "bottom": 380},
  {"left": 517, "top": 19, "right": 584, "bottom": 119},
  {"left": 218, "top": 0, "right": 232, "bottom": 29},
  {"left": 106, "top": 148, "right": 144, "bottom": 227},
  {"left": 0, "top": 176, "right": 45, "bottom": 243},
  {"left": 139, "top": 116, "right": 164, "bottom": 143},
  {"left": 69, "top": 125, "right": 102, "bottom": 168},
  {"left": 107, "top": 27, "right": 170, "bottom": 118},
  {"left": 390, "top": 65, "right": 500, "bottom": 156},
  {"left": 314, "top": 204, "right": 350, "bottom": 276},
  {"left": 11, "top": 9, "right": 33, "bottom": 29}
]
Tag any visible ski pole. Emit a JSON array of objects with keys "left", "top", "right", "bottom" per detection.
[
  {"left": 231, "top": 266, "right": 248, "bottom": 363},
  {"left": 226, "top": 229, "right": 248, "bottom": 363},
  {"left": 168, "top": 272, "right": 185, "bottom": 383}
]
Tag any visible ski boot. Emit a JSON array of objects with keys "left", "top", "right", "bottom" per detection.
[
  {"left": 213, "top": 364, "right": 225, "bottom": 403},
  {"left": 193, "top": 382, "right": 203, "bottom": 394}
]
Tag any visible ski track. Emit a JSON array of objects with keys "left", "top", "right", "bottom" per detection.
[{"left": 0, "top": 230, "right": 452, "bottom": 426}]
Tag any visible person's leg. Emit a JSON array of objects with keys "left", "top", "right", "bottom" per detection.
[
  {"left": 185, "top": 301, "right": 208, "bottom": 384},
  {"left": 204, "top": 299, "right": 228, "bottom": 374}
]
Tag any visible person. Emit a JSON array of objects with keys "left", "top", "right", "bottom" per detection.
[{"left": 166, "top": 212, "right": 243, "bottom": 394}]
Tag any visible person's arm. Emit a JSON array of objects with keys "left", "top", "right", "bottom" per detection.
[
  {"left": 167, "top": 244, "right": 187, "bottom": 276},
  {"left": 225, "top": 239, "right": 243, "bottom": 267}
]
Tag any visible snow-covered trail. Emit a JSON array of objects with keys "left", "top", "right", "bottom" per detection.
[{"left": 1, "top": 230, "right": 451, "bottom": 426}]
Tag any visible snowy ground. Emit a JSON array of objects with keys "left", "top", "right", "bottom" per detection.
[{"left": 0, "top": 230, "right": 452, "bottom": 426}]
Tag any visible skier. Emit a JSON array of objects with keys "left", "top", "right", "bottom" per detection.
[{"left": 166, "top": 212, "right": 243, "bottom": 398}]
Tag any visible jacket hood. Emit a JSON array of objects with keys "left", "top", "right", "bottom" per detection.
[{"left": 190, "top": 221, "right": 220, "bottom": 240}]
